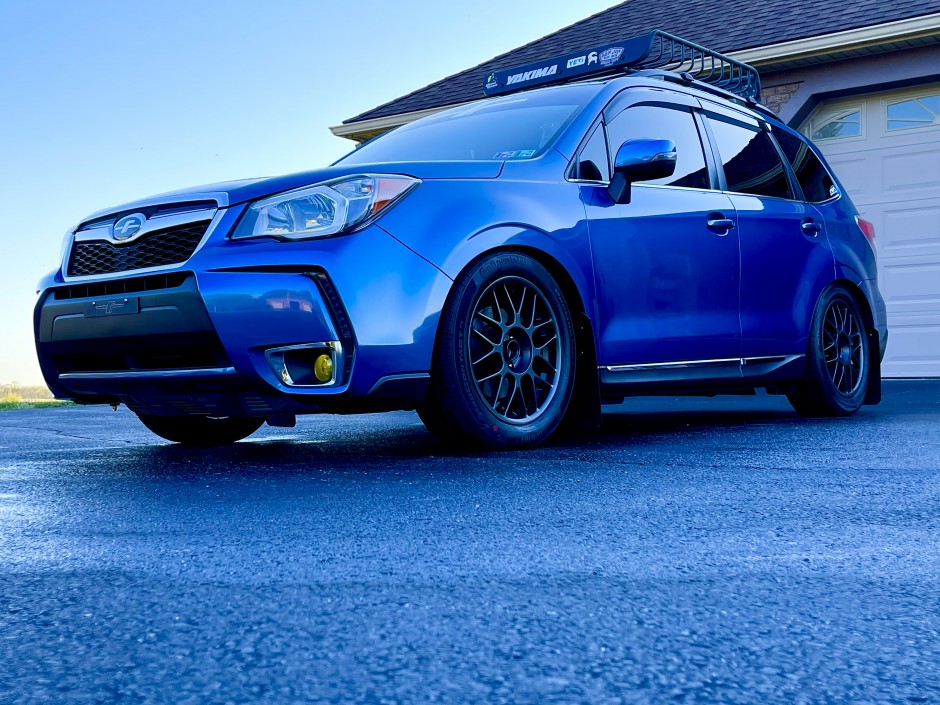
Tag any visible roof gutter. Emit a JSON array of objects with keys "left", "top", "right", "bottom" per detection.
[
  {"left": 728, "top": 11, "right": 940, "bottom": 65},
  {"left": 330, "top": 103, "right": 471, "bottom": 143},
  {"left": 332, "top": 12, "right": 940, "bottom": 143}
]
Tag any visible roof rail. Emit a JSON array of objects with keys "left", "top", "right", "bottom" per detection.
[{"left": 482, "top": 30, "right": 762, "bottom": 103}]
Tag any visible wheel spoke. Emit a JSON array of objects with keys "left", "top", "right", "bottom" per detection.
[
  {"left": 517, "top": 375, "right": 531, "bottom": 417},
  {"left": 468, "top": 275, "right": 563, "bottom": 425},
  {"left": 537, "top": 335, "right": 557, "bottom": 350},
  {"left": 489, "top": 375, "right": 507, "bottom": 410},
  {"left": 493, "top": 289, "right": 505, "bottom": 325},
  {"left": 472, "top": 327, "right": 500, "bottom": 346},
  {"left": 504, "top": 375, "right": 519, "bottom": 417},
  {"left": 476, "top": 370, "right": 503, "bottom": 384},
  {"left": 515, "top": 287, "right": 527, "bottom": 324},
  {"left": 476, "top": 310, "right": 502, "bottom": 329},
  {"left": 472, "top": 349, "right": 500, "bottom": 366}
]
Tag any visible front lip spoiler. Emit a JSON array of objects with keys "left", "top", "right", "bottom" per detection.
[{"left": 58, "top": 367, "right": 237, "bottom": 382}]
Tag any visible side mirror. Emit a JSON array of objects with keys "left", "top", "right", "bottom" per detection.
[{"left": 607, "top": 138, "right": 678, "bottom": 204}]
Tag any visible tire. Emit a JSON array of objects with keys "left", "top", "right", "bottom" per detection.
[
  {"left": 137, "top": 414, "right": 264, "bottom": 446},
  {"left": 787, "top": 285, "right": 870, "bottom": 417},
  {"left": 419, "top": 251, "right": 577, "bottom": 450}
]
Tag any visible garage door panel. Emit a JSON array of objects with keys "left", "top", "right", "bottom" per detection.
[
  {"left": 882, "top": 148, "right": 940, "bottom": 196},
  {"left": 824, "top": 156, "right": 871, "bottom": 198},
  {"left": 881, "top": 261, "right": 940, "bottom": 309},
  {"left": 879, "top": 204, "right": 940, "bottom": 255},
  {"left": 883, "top": 322, "right": 940, "bottom": 378}
]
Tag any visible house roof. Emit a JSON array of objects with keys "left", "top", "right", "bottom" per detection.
[{"left": 344, "top": 0, "right": 940, "bottom": 124}]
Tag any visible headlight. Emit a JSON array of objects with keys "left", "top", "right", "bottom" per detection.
[{"left": 231, "top": 174, "right": 420, "bottom": 241}]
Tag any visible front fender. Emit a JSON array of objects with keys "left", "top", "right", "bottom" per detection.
[{"left": 378, "top": 177, "right": 595, "bottom": 321}]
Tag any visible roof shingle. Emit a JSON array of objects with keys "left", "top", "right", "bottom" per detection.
[{"left": 345, "top": 0, "right": 940, "bottom": 123}]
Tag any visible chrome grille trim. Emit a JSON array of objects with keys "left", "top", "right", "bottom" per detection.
[
  {"left": 73, "top": 207, "right": 217, "bottom": 244},
  {"left": 62, "top": 208, "right": 225, "bottom": 283}
]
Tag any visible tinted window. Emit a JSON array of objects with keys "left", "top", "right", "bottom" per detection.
[
  {"left": 338, "top": 85, "right": 596, "bottom": 164},
  {"left": 706, "top": 118, "right": 793, "bottom": 199},
  {"left": 772, "top": 126, "right": 837, "bottom": 203},
  {"left": 575, "top": 123, "right": 609, "bottom": 181},
  {"left": 605, "top": 105, "right": 709, "bottom": 189}
]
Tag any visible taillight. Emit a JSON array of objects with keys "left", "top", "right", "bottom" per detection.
[{"left": 856, "top": 216, "right": 876, "bottom": 260}]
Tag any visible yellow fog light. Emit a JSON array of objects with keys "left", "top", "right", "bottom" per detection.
[{"left": 314, "top": 353, "right": 334, "bottom": 383}]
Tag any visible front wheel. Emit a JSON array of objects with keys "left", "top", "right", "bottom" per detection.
[
  {"left": 419, "top": 252, "right": 577, "bottom": 450},
  {"left": 137, "top": 414, "right": 264, "bottom": 446},
  {"left": 787, "top": 285, "right": 870, "bottom": 417}
]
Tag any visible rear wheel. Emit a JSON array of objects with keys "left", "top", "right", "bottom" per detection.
[
  {"left": 419, "top": 252, "right": 577, "bottom": 449},
  {"left": 787, "top": 285, "right": 869, "bottom": 417},
  {"left": 137, "top": 414, "right": 264, "bottom": 445}
]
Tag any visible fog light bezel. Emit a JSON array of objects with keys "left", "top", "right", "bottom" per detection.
[{"left": 264, "top": 341, "right": 344, "bottom": 388}]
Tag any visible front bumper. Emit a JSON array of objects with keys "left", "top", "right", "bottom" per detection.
[{"left": 35, "top": 218, "right": 451, "bottom": 416}]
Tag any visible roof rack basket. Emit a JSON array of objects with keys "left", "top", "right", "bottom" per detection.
[{"left": 483, "top": 30, "right": 761, "bottom": 103}]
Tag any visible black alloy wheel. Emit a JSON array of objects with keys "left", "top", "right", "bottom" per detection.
[
  {"left": 419, "top": 252, "right": 577, "bottom": 449},
  {"left": 788, "top": 285, "right": 870, "bottom": 417},
  {"left": 468, "top": 275, "right": 563, "bottom": 425},
  {"left": 821, "top": 298, "right": 866, "bottom": 397}
]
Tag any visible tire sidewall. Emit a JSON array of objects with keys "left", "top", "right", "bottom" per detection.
[
  {"left": 439, "top": 252, "right": 577, "bottom": 448},
  {"left": 806, "top": 286, "right": 869, "bottom": 413}
]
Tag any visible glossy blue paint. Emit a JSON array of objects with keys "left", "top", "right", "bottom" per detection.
[
  {"left": 732, "top": 194, "right": 836, "bottom": 358},
  {"left": 584, "top": 183, "right": 741, "bottom": 364},
  {"left": 34, "top": 75, "right": 885, "bottom": 418}
]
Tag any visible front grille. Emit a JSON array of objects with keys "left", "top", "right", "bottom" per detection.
[{"left": 67, "top": 222, "right": 210, "bottom": 276}]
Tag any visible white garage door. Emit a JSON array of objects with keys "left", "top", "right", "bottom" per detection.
[{"left": 804, "top": 85, "right": 940, "bottom": 378}]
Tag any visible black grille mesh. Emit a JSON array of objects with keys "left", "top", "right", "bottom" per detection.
[{"left": 67, "top": 222, "right": 210, "bottom": 276}]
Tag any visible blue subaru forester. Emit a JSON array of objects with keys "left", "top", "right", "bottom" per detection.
[{"left": 35, "top": 31, "right": 886, "bottom": 449}]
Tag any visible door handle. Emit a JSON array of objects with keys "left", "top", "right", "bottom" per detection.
[
  {"left": 706, "top": 217, "right": 736, "bottom": 233},
  {"left": 801, "top": 219, "right": 822, "bottom": 235}
]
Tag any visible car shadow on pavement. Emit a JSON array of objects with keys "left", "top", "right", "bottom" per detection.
[{"left": 117, "top": 404, "right": 809, "bottom": 476}]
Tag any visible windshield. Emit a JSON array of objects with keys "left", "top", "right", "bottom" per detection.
[{"left": 337, "top": 84, "right": 598, "bottom": 164}]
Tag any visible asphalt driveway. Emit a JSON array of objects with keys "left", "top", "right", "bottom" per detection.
[{"left": 1, "top": 381, "right": 938, "bottom": 704}]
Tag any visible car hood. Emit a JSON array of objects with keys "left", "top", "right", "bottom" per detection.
[{"left": 79, "top": 161, "right": 505, "bottom": 224}]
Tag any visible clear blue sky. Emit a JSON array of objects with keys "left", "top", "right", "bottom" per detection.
[{"left": 0, "top": 0, "right": 618, "bottom": 384}]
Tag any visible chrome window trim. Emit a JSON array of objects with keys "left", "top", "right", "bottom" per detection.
[{"left": 62, "top": 208, "right": 225, "bottom": 283}]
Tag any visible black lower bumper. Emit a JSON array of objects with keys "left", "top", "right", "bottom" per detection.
[{"left": 35, "top": 273, "right": 231, "bottom": 400}]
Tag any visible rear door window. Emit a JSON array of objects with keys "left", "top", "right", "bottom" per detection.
[
  {"left": 605, "top": 105, "right": 710, "bottom": 189},
  {"left": 772, "top": 127, "right": 838, "bottom": 202},
  {"left": 706, "top": 117, "right": 794, "bottom": 199}
]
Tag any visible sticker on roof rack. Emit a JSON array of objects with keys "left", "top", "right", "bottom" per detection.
[
  {"left": 483, "top": 35, "right": 653, "bottom": 96},
  {"left": 482, "top": 29, "right": 762, "bottom": 102}
]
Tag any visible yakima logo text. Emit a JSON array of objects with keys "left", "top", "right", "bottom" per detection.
[{"left": 506, "top": 64, "right": 558, "bottom": 85}]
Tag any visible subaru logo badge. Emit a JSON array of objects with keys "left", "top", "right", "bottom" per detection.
[{"left": 112, "top": 213, "right": 146, "bottom": 241}]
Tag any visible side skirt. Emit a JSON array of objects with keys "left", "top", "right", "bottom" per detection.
[{"left": 599, "top": 355, "right": 805, "bottom": 401}]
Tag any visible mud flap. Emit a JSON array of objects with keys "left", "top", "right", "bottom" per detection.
[{"left": 864, "top": 329, "right": 882, "bottom": 405}]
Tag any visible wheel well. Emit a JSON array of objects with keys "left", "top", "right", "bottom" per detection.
[
  {"left": 468, "top": 245, "right": 603, "bottom": 427},
  {"left": 833, "top": 278, "right": 882, "bottom": 404},
  {"left": 835, "top": 279, "right": 874, "bottom": 330}
]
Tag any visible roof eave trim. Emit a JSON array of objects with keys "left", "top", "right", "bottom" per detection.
[
  {"left": 729, "top": 11, "right": 940, "bottom": 65},
  {"left": 330, "top": 103, "right": 471, "bottom": 140}
]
